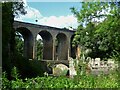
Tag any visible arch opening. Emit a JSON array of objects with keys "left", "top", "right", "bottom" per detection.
[
  {"left": 15, "top": 31, "right": 24, "bottom": 56},
  {"left": 15, "top": 27, "right": 34, "bottom": 59},
  {"left": 55, "top": 33, "right": 68, "bottom": 60},
  {"left": 37, "top": 31, "right": 53, "bottom": 60},
  {"left": 70, "top": 34, "right": 76, "bottom": 59},
  {"left": 36, "top": 35, "right": 43, "bottom": 60}
]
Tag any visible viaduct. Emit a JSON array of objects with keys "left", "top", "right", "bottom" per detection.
[{"left": 13, "top": 21, "right": 76, "bottom": 66}]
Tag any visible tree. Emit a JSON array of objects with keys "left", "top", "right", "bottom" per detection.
[
  {"left": 71, "top": 2, "right": 120, "bottom": 59},
  {"left": 2, "top": 1, "right": 26, "bottom": 78}
]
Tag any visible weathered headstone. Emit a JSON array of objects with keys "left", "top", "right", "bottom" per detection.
[
  {"left": 69, "top": 57, "right": 77, "bottom": 78},
  {"left": 94, "top": 58, "right": 100, "bottom": 66},
  {"left": 53, "top": 64, "right": 68, "bottom": 76},
  {"left": 107, "top": 59, "right": 115, "bottom": 70}
]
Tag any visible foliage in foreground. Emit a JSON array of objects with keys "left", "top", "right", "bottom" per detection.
[{"left": 2, "top": 67, "right": 120, "bottom": 89}]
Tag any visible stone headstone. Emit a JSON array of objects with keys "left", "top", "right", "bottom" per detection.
[
  {"left": 69, "top": 57, "right": 77, "bottom": 77},
  {"left": 53, "top": 64, "right": 68, "bottom": 76},
  {"left": 107, "top": 59, "right": 115, "bottom": 69},
  {"left": 95, "top": 58, "right": 100, "bottom": 66}
]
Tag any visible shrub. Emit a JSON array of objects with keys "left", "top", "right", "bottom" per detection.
[{"left": 2, "top": 66, "right": 120, "bottom": 88}]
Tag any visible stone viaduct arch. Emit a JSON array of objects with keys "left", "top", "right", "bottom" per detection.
[
  {"left": 15, "top": 27, "right": 34, "bottom": 59},
  {"left": 13, "top": 21, "right": 76, "bottom": 61},
  {"left": 38, "top": 30, "right": 53, "bottom": 60},
  {"left": 55, "top": 33, "right": 68, "bottom": 60}
]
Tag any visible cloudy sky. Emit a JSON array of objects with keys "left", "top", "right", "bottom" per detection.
[{"left": 15, "top": 1, "right": 82, "bottom": 29}]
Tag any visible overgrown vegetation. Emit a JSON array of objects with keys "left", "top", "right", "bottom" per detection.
[
  {"left": 71, "top": 2, "right": 120, "bottom": 59},
  {"left": 36, "top": 39, "right": 43, "bottom": 60},
  {"left": 15, "top": 32, "right": 24, "bottom": 56},
  {"left": 2, "top": 67, "right": 120, "bottom": 89}
]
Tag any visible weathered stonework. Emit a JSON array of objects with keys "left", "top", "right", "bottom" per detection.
[{"left": 13, "top": 21, "right": 76, "bottom": 61}]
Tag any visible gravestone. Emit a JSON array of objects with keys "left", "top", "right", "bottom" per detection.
[
  {"left": 69, "top": 57, "right": 77, "bottom": 78},
  {"left": 53, "top": 64, "right": 68, "bottom": 76}
]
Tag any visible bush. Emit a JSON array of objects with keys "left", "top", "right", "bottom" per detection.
[
  {"left": 2, "top": 72, "right": 10, "bottom": 89},
  {"left": 2, "top": 67, "right": 120, "bottom": 89}
]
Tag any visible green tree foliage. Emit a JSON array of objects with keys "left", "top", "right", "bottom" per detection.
[
  {"left": 15, "top": 32, "right": 24, "bottom": 56},
  {"left": 71, "top": 2, "right": 120, "bottom": 59},
  {"left": 36, "top": 39, "right": 43, "bottom": 60}
]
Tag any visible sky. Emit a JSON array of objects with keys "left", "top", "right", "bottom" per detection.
[{"left": 15, "top": 1, "right": 82, "bottom": 29}]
